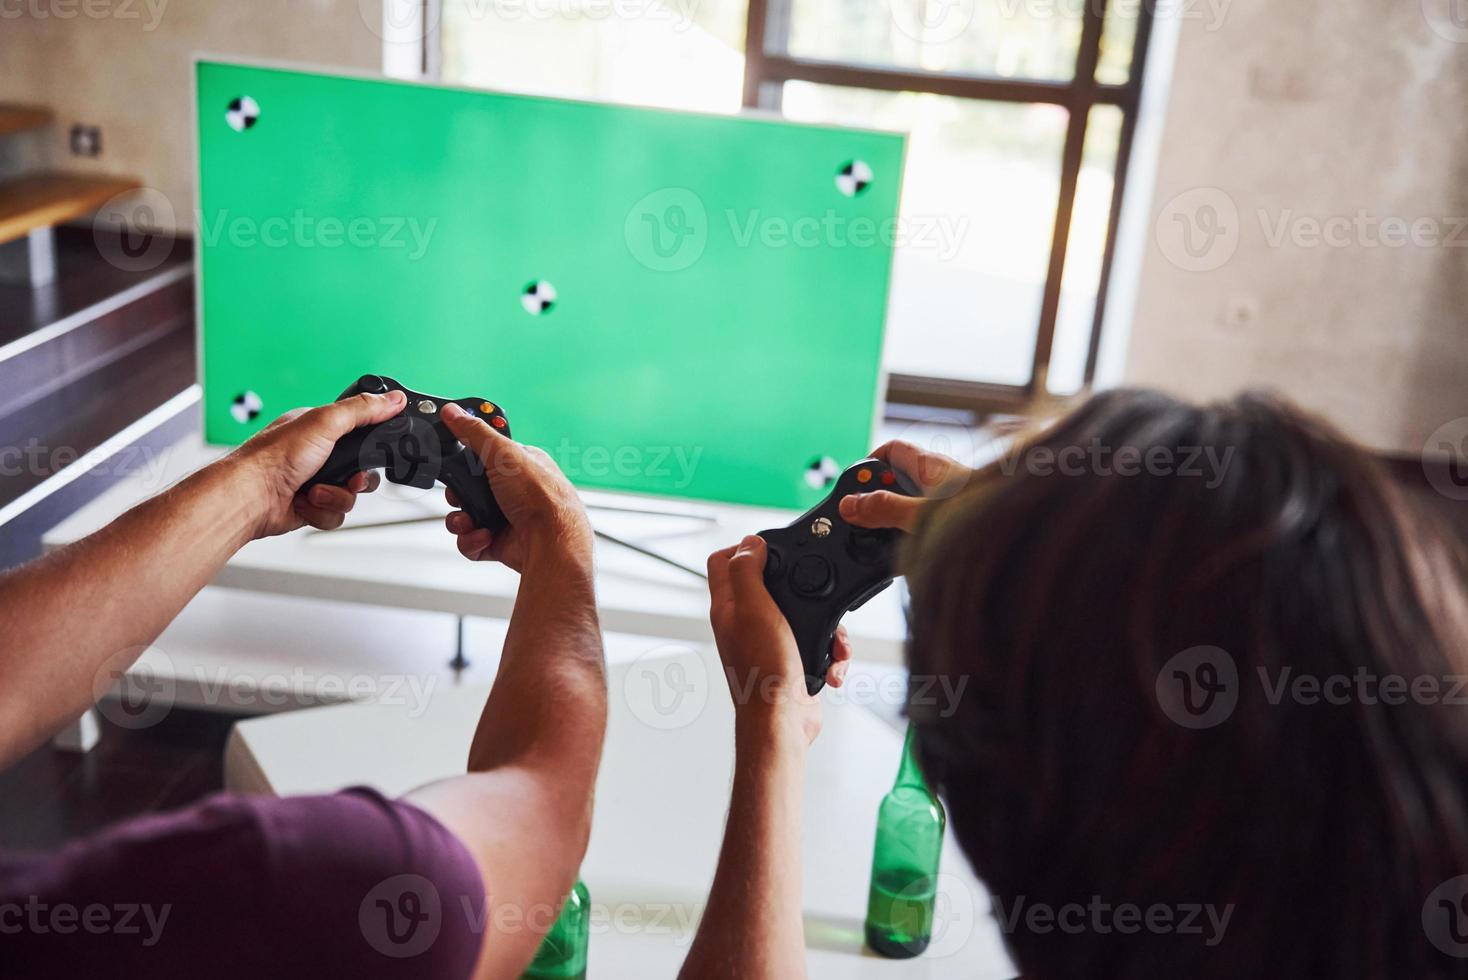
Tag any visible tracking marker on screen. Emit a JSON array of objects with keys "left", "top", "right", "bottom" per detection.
[
  {"left": 836, "top": 160, "right": 873, "bottom": 198},
  {"left": 805, "top": 455, "right": 841, "bottom": 490},
  {"left": 521, "top": 279, "right": 557, "bottom": 315},
  {"left": 230, "top": 390, "right": 263, "bottom": 424},
  {"left": 225, "top": 96, "right": 260, "bottom": 132}
]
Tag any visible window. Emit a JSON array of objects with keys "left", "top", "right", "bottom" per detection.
[{"left": 436, "top": 0, "right": 1154, "bottom": 413}]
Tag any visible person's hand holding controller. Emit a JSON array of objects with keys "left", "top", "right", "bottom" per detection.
[
  {"left": 438, "top": 403, "right": 593, "bottom": 574},
  {"left": 677, "top": 535, "right": 853, "bottom": 980},
  {"left": 404, "top": 404, "right": 606, "bottom": 979},
  {"left": 226, "top": 388, "right": 405, "bottom": 538},
  {"left": 677, "top": 445, "right": 968, "bottom": 980},
  {"left": 837, "top": 439, "right": 972, "bottom": 532},
  {"left": 706, "top": 536, "right": 853, "bottom": 745},
  {"left": 1, "top": 386, "right": 403, "bottom": 767}
]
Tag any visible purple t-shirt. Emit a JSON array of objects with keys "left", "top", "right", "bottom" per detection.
[{"left": 0, "top": 787, "right": 486, "bottom": 979}]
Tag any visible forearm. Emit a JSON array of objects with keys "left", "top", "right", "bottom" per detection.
[
  {"left": 468, "top": 548, "right": 606, "bottom": 794},
  {"left": 680, "top": 718, "right": 810, "bottom": 980},
  {"left": 410, "top": 551, "right": 606, "bottom": 977},
  {"left": 0, "top": 458, "right": 262, "bottom": 767}
]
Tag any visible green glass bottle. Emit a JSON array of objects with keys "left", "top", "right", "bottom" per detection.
[
  {"left": 864, "top": 726, "right": 946, "bottom": 958},
  {"left": 521, "top": 878, "right": 590, "bottom": 980}
]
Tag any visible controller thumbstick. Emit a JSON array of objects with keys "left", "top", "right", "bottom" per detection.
[
  {"left": 764, "top": 543, "right": 784, "bottom": 581},
  {"left": 358, "top": 374, "right": 389, "bottom": 394},
  {"left": 791, "top": 555, "right": 835, "bottom": 598}
]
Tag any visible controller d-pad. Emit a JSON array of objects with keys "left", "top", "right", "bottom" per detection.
[
  {"left": 791, "top": 554, "right": 835, "bottom": 598},
  {"left": 396, "top": 429, "right": 433, "bottom": 464},
  {"left": 384, "top": 454, "right": 421, "bottom": 484},
  {"left": 846, "top": 528, "right": 891, "bottom": 566}
]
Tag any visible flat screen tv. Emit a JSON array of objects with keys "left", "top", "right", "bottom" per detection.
[{"left": 196, "top": 60, "right": 905, "bottom": 510}]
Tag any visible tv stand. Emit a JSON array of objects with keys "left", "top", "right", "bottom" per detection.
[{"left": 317, "top": 496, "right": 715, "bottom": 582}]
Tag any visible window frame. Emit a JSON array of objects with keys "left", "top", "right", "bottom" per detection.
[
  {"left": 428, "top": 0, "right": 1156, "bottom": 414},
  {"left": 743, "top": 0, "right": 1157, "bottom": 414}
]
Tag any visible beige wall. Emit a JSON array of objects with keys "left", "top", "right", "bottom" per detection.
[
  {"left": 1124, "top": 0, "right": 1468, "bottom": 456},
  {"left": 0, "top": 0, "right": 384, "bottom": 233},
  {"left": 5, "top": 0, "right": 1463, "bottom": 454}
]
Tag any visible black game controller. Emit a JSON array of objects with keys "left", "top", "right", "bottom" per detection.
[
  {"left": 305, "top": 374, "right": 511, "bottom": 534},
  {"left": 758, "top": 458, "right": 920, "bottom": 695}
]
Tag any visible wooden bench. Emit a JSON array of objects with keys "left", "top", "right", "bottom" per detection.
[{"left": 0, "top": 173, "right": 142, "bottom": 285}]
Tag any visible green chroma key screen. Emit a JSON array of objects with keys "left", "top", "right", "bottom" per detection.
[{"left": 197, "top": 61, "right": 905, "bottom": 510}]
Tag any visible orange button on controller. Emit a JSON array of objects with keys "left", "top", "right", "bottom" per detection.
[
  {"left": 480, "top": 401, "right": 495, "bottom": 414},
  {"left": 857, "top": 468, "right": 873, "bottom": 484}
]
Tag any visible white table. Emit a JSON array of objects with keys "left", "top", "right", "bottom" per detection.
[
  {"left": 226, "top": 648, "right": 1016, "bottom": 978},
  {"left": 43, "top": 435, "right": 910, "bottom": 670}
]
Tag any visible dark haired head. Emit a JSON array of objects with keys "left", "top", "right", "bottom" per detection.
[{"left": 904, "top": 388, "right": 1468, "bottom": 977}]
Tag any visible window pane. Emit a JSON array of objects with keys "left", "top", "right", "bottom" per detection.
[
  {"left": 1047, "top": 104, "right": 1121, "bottom": 395},
  {"left": 781, "top": 83, "right": 1068, "bottom": 386},
  {"left": 1095, "top": 0, "right": 1139, "bottom": 84},
  {"left": 441, "top": 0, "right": 747, "bottom": 113},
  {"left": 782, "top": 0, "right": 1083, "bottom": 81}
]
